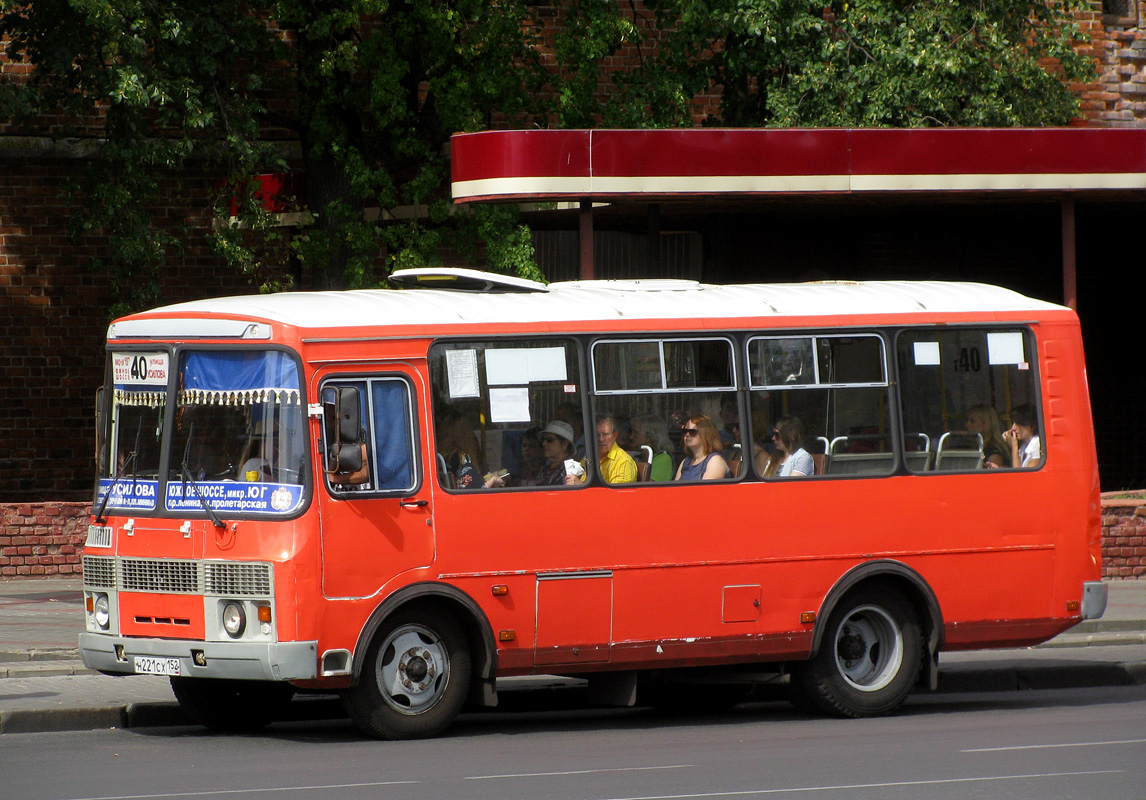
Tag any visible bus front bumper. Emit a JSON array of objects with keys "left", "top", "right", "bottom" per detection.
[{"left": 79, "top": 633, "right": 318, "bottom": 682}]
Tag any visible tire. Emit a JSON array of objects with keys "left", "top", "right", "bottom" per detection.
[
  {"left": 793, "top": 586, "right": 922, "bottom": 718},
  {"left": 170, "top": 677, "right": 295, "bottom": 733},
  {"left": 342, "top": 606, "right": 471, "bottom": 740}
]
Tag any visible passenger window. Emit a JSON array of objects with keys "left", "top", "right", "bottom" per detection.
[
  {"left": 592, "top": 338, "right": 741, "bottom": 483},
  {"left": 428, "top": 340, "right": 585, "bottom": 490},
  {"left": 896, "top": 329, "right": 1041, "bottom": 471},
  {"left": 321, "top": 377, "right": 418, "bottom": 495},
  {"left": 748, "top": 334, "right": 891, "bottom": 478}
]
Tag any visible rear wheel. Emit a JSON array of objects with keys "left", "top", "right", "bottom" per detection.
[
  {"left": 793, "top": 586, "right": 922, "bottom": 717},
  {"left": 342, "top": 606, "right": 471, "bottom": 740},
  {"left": 170, "top": 677, "right": 294, "bottom": 733}
]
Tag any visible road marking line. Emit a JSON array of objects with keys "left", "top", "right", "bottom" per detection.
[
  {"left": 468, "top": 765, "right": 696, "bottom": 780},
  {"left": 588, "top": 770, "right": 1123, "bottom": 799},
  {"left": 963, "top": 738, "right": 1146, "bottom": 753},
  {"left": 55, "top": 781, "right": 419, "bottom": 800}
]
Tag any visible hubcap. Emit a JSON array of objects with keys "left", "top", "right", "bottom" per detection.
[
  {"left": 833, "top": 604, "right": 904, "bottom": 692},
  {"left": 375, "top": 624, "right": 450, "bottom": 715}
]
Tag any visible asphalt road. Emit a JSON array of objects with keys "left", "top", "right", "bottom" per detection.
[{"left": 2, "top": 683, "right": 1145, "bottom": 800}]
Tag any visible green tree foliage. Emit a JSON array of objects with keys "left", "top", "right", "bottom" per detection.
[
  {"left": 556, "top": 0, "right": 1095, "bottom": 129},
  {"left": 1, "top": 0, "right": 544, "bottom": 314},
  {"left": 2, "top": 1, "right": 1095, "bottom": 314}
]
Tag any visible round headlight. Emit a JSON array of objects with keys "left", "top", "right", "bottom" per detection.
[
  {"left": 93, "top": 594, "right": 110, "bottom": 630},
  {"left": 222, "top": 602, "right": 246, "bottom": 638}
]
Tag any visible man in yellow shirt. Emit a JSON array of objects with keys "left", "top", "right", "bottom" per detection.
[{"left": 596, "top": 416, "right": 637, "bottom": 484}]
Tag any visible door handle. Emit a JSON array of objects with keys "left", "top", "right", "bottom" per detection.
[{"left": 399, "top": 499, "right": 428, "bottom": 508}]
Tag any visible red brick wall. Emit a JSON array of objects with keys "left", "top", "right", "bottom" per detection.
[
  {"left": 1076, "top": 1, "right": 1146, "bottom": 126},
  {"left": 0, "top": 502, "right": 88, "bottom": 576},
  {"left": 1101, "top": 500, "right": 1146, "bottom": 578}
]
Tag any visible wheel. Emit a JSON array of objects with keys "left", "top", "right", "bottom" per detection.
[
  {"left": 792, "top": 586, "right": 922, "bottom": 718},
  {"left": 170, "top": 677, "right": 295, "bottom": 733},
  {"left": 342, "top": 606, "right": 471, "bottom": 740}
]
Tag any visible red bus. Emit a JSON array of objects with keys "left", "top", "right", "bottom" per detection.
[{"left": 80, "top": 269, "right": 1106, "bottom": 738}]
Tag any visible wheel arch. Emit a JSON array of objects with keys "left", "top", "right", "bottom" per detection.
[
  {"left": 810, "top": 560, "right": 944, "bottom": 687},
  {"left": 349, "top": 582, "right": 498, "bottom": 705}
]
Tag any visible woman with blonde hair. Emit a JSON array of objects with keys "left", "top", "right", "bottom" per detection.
[
  {"left": 966, "top": 404, "right": 1008, "bottom": 468},
  {"left": 675, "top": 414, "right": 729, "bottom": 481}
]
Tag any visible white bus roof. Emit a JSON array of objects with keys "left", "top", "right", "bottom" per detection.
[{"left": 109, "top": 274, "right": 1068, "bottom": 340}]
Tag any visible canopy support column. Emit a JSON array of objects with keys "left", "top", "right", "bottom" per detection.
[
  {"left": 579, "top": 199, "right": 595, "bottom": 280},
  {"left": 1061, "top": 195, "right": 1077, "bottom": 310}
]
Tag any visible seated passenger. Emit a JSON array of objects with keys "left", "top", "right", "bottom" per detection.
[
  {"left": 596, "top": 415, "right": 637, "bottom": 484},
  {"left": 675, "top": 415, "right": 730, "bottom": 481},
  {"left": 537, "top": 421, "right": 585, "bottom": 486},
  {"left": 437, "top": 407, "right": 505, "bottom": 489},
  {"left": 1003, "top": 403, "right": 1042, "bottom": 468},
  {"left": 632, "top": 414, "right": 674, "bottom": 482},
  {"left": 510, "top": 427, "right": 545, "bottom": 487},
  {"left": 328, "top": 438, "right": 370, "bottom": 489},
  {"left": 768, "top": 416, "right": 813, "bottom": 477},
  {"left": 965, "top": 404, "right": 1008, "bottom": 468}
]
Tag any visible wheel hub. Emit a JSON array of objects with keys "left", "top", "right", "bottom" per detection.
[{"left": 376, "top": 625, "right": 451, "bottom": 715}]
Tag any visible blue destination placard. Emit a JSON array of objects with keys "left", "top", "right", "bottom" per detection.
[
  {"left": 165, "top": 481, "right": 304, "bottom": 515},
  {"left": 96, "top": 479, "right": 160, "bottom": 511}
]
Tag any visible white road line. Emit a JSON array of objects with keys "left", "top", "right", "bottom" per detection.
[
  {"left": 468, "top": 765, "right": 696, "bottom": 780},
  {"left": 588, "top": 770, "right": 1123, "bottom": 800},
  {"left": 964, "top": 738, "right": 1146, "bottom": 753},
  {"left": 53, "top": 781, "right": 420, "bottom": 800}
]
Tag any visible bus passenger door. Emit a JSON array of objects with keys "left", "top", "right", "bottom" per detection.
[
  {"left": 316, "top": 365, "right": 434, "bottom": 599},
  {"left": 535, "top": 571, "right": 612, "bottom": 666}
]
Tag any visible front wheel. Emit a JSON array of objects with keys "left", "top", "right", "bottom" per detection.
[
  {"left": 792, "top": 586, "right": 922, "bottom": 718},
  {"left": 342, "top": 606, "right": 471, "bottom": 740}
]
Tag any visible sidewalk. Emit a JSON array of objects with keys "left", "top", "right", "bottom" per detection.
[{"left": 3, "top": 577, "right": 1146, "bottom": 734}]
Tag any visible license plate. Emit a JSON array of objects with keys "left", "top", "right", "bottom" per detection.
[{"left": 133, "top": 656, "right": 181, "bottom": 676}]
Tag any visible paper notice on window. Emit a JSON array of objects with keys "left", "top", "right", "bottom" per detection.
[
  {"left": 488, "top": 387, "right": 531, "bottom": 423},
  {"left": 486, "top": 347, "right": 567, "bottom": 385},
  {"left": 446, "top": 349, "right": 480, "bottom": 398},
  {"left": 987, "top": 332, "right": 1025, "bottom": 365},
  {"left": 913, "top": 341, "right": 941, "bottom": 366}
]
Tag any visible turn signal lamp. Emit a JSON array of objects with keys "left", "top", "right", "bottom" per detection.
[
  {"left": 257, "top": 605, "right": 272, "bottom": 623},
  {"left": 491, "top": 585, "right": 509, "bottom": 596},
  {"left": 499, "top": 630, "right": 516, "bottom": 642},
  {"left": 800, "top": 611, "right": 817, "bottom": 624},
  {"left": 1066, "top": 600, "right": 1080, "bottom": 612}
]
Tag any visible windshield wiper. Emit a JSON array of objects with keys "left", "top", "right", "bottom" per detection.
[
  {"left": 180, "top": 422, "right": 226, "bottom": 530},
  {"left": 94, "top": 451, "right": 138, "bottom": 525},
  {"left": 94, "top": 418, "right": 143, "bottom": 525}
]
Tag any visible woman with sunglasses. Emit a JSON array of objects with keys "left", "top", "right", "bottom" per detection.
[
  {"left": 769, "top": 416, "right": 813, "bottom": 477},
  {"left": 674, "top": 414, "right": 730, "bottom": 481}
]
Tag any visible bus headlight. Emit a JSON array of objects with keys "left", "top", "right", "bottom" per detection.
[
  {"left": 222, "top": 602, "right": 246, "bottom": 638},
  {"left": 93, "top": 594, "right": 110, "bottom": 630}
]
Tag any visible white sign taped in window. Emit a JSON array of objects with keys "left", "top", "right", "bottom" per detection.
[
  {"left": 446, "top": 349, "right": 480, "bottom": 398},
  {"left": 987, "top": 332, "right": 1025, "bottom": 366},
  {"left": 486, "top": 347, "right": 567, "bottom": 385}
]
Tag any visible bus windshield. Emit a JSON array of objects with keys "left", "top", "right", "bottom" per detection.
[{"left": 95, "top": 349, "right": 306, "bottom": 516}]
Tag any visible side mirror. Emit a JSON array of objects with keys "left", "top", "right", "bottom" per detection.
[{"left": 322, "top": 386, "right": 360, "bottom": 473}]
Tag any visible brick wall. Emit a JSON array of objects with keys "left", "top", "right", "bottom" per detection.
[
  {"left": 0, "top": 502, "right": 88, "bottom": 576},
  {"left": 1076, "top": 1, "right": 1146, "bottom": 126},
  {"left": 1101, "top": 500, "right": 1146, "bottom": 578},
  {"left": 3, "top": 497, "right": 1142, "bottom": 579}
]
